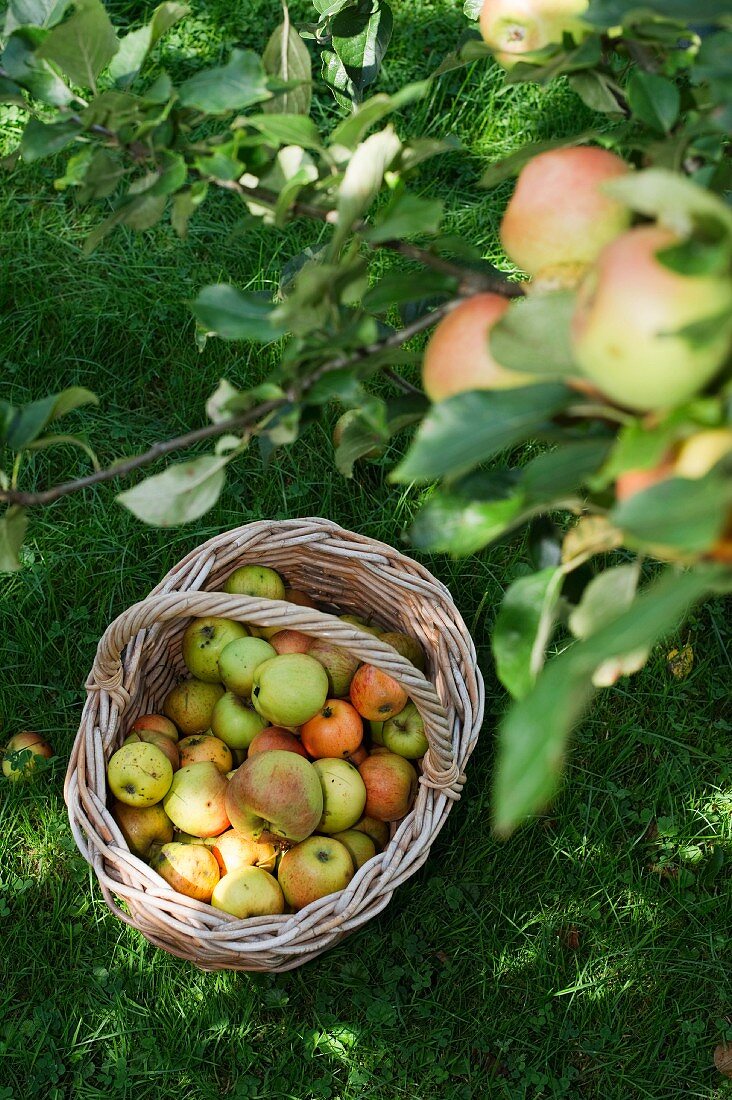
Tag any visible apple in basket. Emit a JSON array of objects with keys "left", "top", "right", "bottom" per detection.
[
  {"left": 207, "top": 830, "right": 278, "bottom": 874},
  {"left": 312, "top": 758, "right": 367, "bottom": 834},
  {"left": 112, "top": 801, "right": 174, "bottom": 860},
  {"left": 178, "top": 733, "right": 232, "bottom": 773},
  {"left": 107, "top": 741, "right": 173, "bottom": 807},
  {"left": 211, "top": 692, "right": 269, "bottom": 751},
  {"left": 332, "top": 829, "right": 377, "bottom": 870},
  {"left": 278, "top": 836, "right": 354, "bottom": 910},
  {"left": 163, "top": 679, "right": 225, "bottom": 736},
  {"left": 226, "top": 750, "right": 323, "bottom": 843},
  {"left": 163, "top": 761, "right": 230, "bottom": 837},
  {"left": 150, "top": 841, "right": 220, "bottom": 902},
  {"left": 251, "top": 653, "right": 329, "bottom": 727},
  {"left": 218, "top": 636, "right": 276, "bottom": 696},
  {"left": 306, "top": 639, "right": 361, "bottom": 697},
  {"left": 224, "top": 564, "right": 286, "bottom": 601},
  {"left": 182, "top": 617, "right": 250, "bottom": 683},
  {"left": 359, "top": 753, "right": 418, "bottom": 822},
  {"left": 350, "top": 665, "right": 408, "bottom": 722},
  {"left": 212, "top": 866, "right": 285, "bottom": 919},
  {"left": 247, "top": 727, "right": 309, "bottom": 758},
  {"left": 130, "top": 714, "right": 179, "bottom": 741},
  {"left": 381, "top": 703, "right": 429, "bottom": 760}
]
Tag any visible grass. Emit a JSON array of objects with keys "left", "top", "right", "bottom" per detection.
[{"left": 1, "top": 2, "right": 731, "bottom": 1097}]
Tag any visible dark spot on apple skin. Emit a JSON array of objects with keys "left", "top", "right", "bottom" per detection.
[
  {"left": 123, "top": 784, "right": 136, "bottom": 794},
  {"left": 378, "top": 704, "right": 393, "bottom": 714},
  {"left": 316, "top": 850, "right": 330, "bottom": 863}
]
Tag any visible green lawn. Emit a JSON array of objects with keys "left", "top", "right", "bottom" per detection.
[{"left": 1, "top": 2, "right": 731, "bottom": 1098}]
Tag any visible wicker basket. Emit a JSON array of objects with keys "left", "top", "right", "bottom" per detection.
[{"left": 65, "top": 518, "right": 484, "bottom": 972}]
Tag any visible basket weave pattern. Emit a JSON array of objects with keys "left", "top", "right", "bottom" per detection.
[{"left": 65, "top": 518, "right": 485, "bottom": 971}]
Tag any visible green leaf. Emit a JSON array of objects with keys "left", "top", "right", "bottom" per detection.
[
  {"left": 611, "top": 473, "right": 732, "bottom": 554},
  {"left": 20, "top": 116, "right": 80, "bottom": 161},
  {"left": 493, "top": 567, "right": 565, "bottom": 701},
  {"left": 490, "top": 291, "right": 577, "bottom": 377},
  {"left": 2, "top": 28, "right": 75, "bottom": 105},
  {"left": 243, "top": 112, "right": 322, "bottom": 149},
  {"left": 108, "top": 1, "right": 188, "bottom": 87},
  {"left": 391, "top": 384, "right": 572, "bottom": 483},
  {"left": 334, "top": 408, "right": 386, "bottom": 477},
  {"left": 492, "top": 566, "right": 721, "bottom": 835},
  {"left": 312, "top": 0, "right": 356, "bottom": 14},
  {"left": 36, "top": 0, "right": 118, "bottom": 90},
  {"left": 409, "top": 490, "right": 528, "bottom": 556},
  {"left": 171, "top": 180, "right": 207, "bottom": 238},
  {"left": 584, "top": 0, "right": 732, "bottom": 27},
  {"left": 329, "top": 82, "right": 429, "bottom": 149},
  {"left": 521, "top": 438, "right": 611, "bottom": 502},
  {"left": 365, "top": 192, "right": 443, "bottom": 243},
  {"left": 3, "top": 387, "right": 97, "bottom": 449},
  {"left": 363, "top": 270, "right": 455, "bottom": 312},
  {"left": 320, "top": 47, "right": 357, "bottom": 112},
  {"left": 0, "top": 507, "right": 28, "bottom": 573},
  {"left": 178, "top": 49, "right": 271, "bottom": 113},
  {"left": 4, "top": 0, "right": 69, "bottom": 34},
  {"left": 331, "top": 0, "right": 392, "bottom": 97},
  {"left": 569, "top": 72, "right": 626, "bottom": 115},
  {"left": 627, "top": 70, "right": 680, "bottom": 134},
  {"left": 262, "top": 13, "right": 312, "bottom": 116},
  {"left": 463, "top": 0, "right": 482, "bottom": 17},
  {"left": 117, "top": 455, "right": 229, "bottom": 526},
  {"left": 0, "top": 74, "right": 26, "bottom": 104},
  {"left": 603, "top": 169, "right": 732, "bottom": 239},
  {"left": 331, "top": 125, "right": 401, "bottom": 253},
  {"left": 191, "top": 285, "right": 287, "bottom": 343},
  {"left": 568, "top": 563, "right": 640, "bottom": 638}
]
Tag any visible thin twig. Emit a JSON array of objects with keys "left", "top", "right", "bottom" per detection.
[{"left": 0, "top": 298, "right": 457, "bottom": 508}]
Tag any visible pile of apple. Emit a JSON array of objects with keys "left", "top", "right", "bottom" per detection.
[{"left": 106, "top": 564, "right": 429, "bottom": 919}]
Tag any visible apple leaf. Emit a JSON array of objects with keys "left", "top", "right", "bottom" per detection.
[
  {"left": 117, "top": 455, "right": 230, "bottom": 526},
  {"left": 0, "top": 507, "right": 28, "bottom": 573},
  {"left": 331, "top": 126, "right": 401, "bottom": 254},
  {"left": 627, "top": 70, "right": 680, "bottom": 133},
  {"left": 493, "top": 567, "right": 565, "bottom": 701},
  {"left": 191, "top": 285, "right": 287, "bottom": 343},
  {"left": 611, "top": 472, "right": 732, "bottom": 554},
  {"left": 603, "top": 169, "right": 732, "bottom": 240},
  {"left": 262, "top": 13, "right": 312, "bottom": 116},
  {"left": 178, "top": 49, "right": 271, "bottom": 113},
  {"left": 108, "top": 1, "right": 188, "bottom": 87},
  {"left": 2, "top": 387, "right": 98, "bottom": 449},
  {"left": 36, "top": 0, "right": 118, "bottom": 90},
  {"left": 331, "top": 0, "right": 393, "bottom": 97},
  {"left": 568, "top": 563, "right": 640, "bottom": 639},
  {"left": 493, "top": 565, "right": 723, "bottom": 836},
  {"left": 490, "top": 291, "right": 577, "bottom": 377}
]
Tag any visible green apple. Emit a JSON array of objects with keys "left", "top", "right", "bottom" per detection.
[
  {"left": 225, "top": 750, "right": 323, "bottom": 843},
  {"left": 163, "top": 761, "right": 230, "bottom": 836},
  {"left": 313, "top": 758, "right": 367, "bottom": 834},
  {"left": 306, "top": 639, "right": 361, "bottom": 697},
  {"left": 331, "top": 828, "right": 376, "bottom": 870},
  {"left": 369, "top": 720, "right": 385, "bottom": 746},
  {"left": 181, "top": 617, "right": 249, "bottom": 683},
  {"left": 211, "top": 692, "right": 269, "bottom": 750},
  {"left": 351, "top": 814, "right": 390, "bottom": 851},
  {"left": 224, "top": 565, "right": 285, "bottom": 601},
  {"left": 112, "top": 800, "right": 174, "bottom": 859},
  {"left": 382, "top": 703, "right": 429, "bottom": 760},
  {"left": 378, "top": 632, "right": 427, "bottom": 674},
  {"left": 2, "top": 731, "right": 54, "bottom": 781},
  {"left": 150, "top": 842, "right": 220, "bottom": 901},
  {"left": 107, "top": 742, "right": 173, "bottom": 807},
  {"left": 572, "top": 225, "right": 732, "bottom": 411},
  {"left": 277, "top": 836, "right": 354, "bottom": 910},
  {"left": 211, "top": 866, "right": 285, "bottom": 918},
  {"left": 123, "top": 730, "right": 179, "bottom": 771},
  {"left": 218, "top": 636, "right": 276, "bottom": 696},
  {"left": 163, "top": 679, "right": 224, "bottom": 736},
  {"left": 252, "top": 653, "right": 329, "bottom": 727}
]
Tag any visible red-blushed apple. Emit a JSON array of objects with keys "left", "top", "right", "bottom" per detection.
[
  {"left": 378, "top": 631, "right": 427, "bottom": 673},
  {"left": 225, "top": 750, "right": 323, "bottom": 843},
  {"left": 674, "top": 429, "right": 732, "bottom": 479},
  {"left": 2, "top": 732, "right": 54, "bottom": 781},
  {"left": 130, "top": 714, "right": 179, "bottom": 742},
  {"left": 123, "top": 730, "right": 179, "bottom": 771},
  {"left": 211, "top": 866, "right": 285, "bottom": 918},
  {"left": 211, "top": 692, "right": 269, "bottom": 751},
  {"left": 500, "top": 147, "right": 631, "bottom": 277},
  {"left": 421, "top": 294, "right": 536, "bottom": 402},
  {"left": 331, "top": 828, "right": 377, "bottom": 870},
  {"left": 480, "top": 0, "right": 589, "bottom": 67},
  {"left": 277, "top": 836, "right": 354, "bottom": 910},
  {"left": 207, "top": 829, "right": 278, "bottom": 874},
  {"left": 252, "top": 653, "right": 329, "bottom": 727},
  {"left": 178, "top": 733, "right": 233, "bottom": 773},
  {"left": 359, "top": 753, "right": 418, "bottom": 822},
  {"left": 284, "top": 588, "right": 318, "bottom": 608},
  {"left": 346, "top": 745, "right": 369, "bottom": 767},
  {"left": 107, "top": 741, "right": 173, "bottom": 807},
  {"left": 306, "top": 639, "right": 361, "bottom": 697},
  {"left": 313, "top": 758, "right": 367, "bottom": 834},
  {"left": 615, "top": 455, "right": 676, "bottom": 502},
  {"left": 247, "top": 727, "right": 309, "bottom": 758},
  {"left": 270, "top": 629, "right": 311, "bottom": 655},
  {"left": 350, "top": 665, "right": 408, "bottom": 722},
  {"left": 218, "top": 636, "right": 276, "bottom": 696},
  {"left": 163, "top": 761, "right": 230, "bottom": 837},
  {"left": 163, "top": 679, "right": 224, "bottom": 736},
  {"left": 182, "top": 617, "right": 249, "bottom": 683},
  {"left": 150, "top": 842, "right": 220, "bottom": 901},
  {"left": 300, "top": 700, "right": 363, "bottom": 759},
  {"left": 351, "top": 814, "right": 390, "bottom": 851},
  {"left": 224, "top": 564, "right": 285, "bottom": 600},
  {"left": 572, "top": 225, "right": 732, "bottom": 411},
  {"left": 382, "top": 703, "right": 429, "bottom": 760},
  {"left": 112, "top": 800, "right": 174, "bottom": 859}
]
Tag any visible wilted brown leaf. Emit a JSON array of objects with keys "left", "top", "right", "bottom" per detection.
[{"left": 667, "top": 644, "right": 693, "bottom": 679}]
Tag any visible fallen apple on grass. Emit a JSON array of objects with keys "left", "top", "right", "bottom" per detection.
[{"left": 2, "top": 731, "right": 54, "bottom": 781}]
